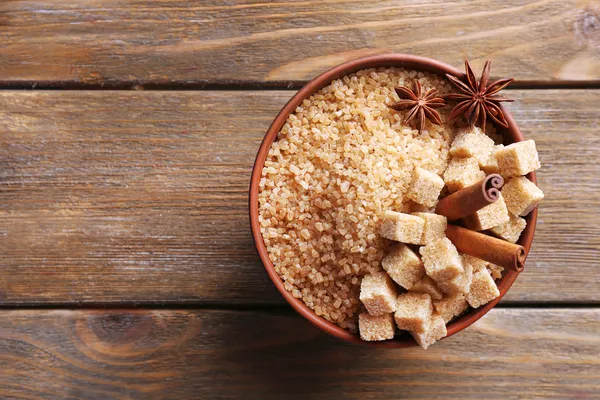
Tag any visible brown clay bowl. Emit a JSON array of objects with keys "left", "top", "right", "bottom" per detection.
[{"left": 249, "top": 54, "right": 537, "bottom": 347}]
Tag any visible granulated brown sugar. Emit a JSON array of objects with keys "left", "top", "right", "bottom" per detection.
[{"left": 258, "top": 68, "right": 456, "bottom": 331}]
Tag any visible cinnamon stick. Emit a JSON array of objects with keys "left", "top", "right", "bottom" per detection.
[
  {"left": 436, "top": 174, "right": 504, "bottom": 221},
  {"left": 445, "top": 224, "right": 526, "bottom": 272}
]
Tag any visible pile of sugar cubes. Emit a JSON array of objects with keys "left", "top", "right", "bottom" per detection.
[
  {"left": 445, "top": 128, "right": 544, "bottom": 238},
  {"left": 358, "top": 127, "right": 544, "bottom": 348}
]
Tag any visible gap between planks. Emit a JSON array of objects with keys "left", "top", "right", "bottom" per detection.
[
  {"left": 0, "top": 302, "right": 598, "bottom": 311},
  {"left": 2, "top": 80, "right": 600, "bottom": 91}
]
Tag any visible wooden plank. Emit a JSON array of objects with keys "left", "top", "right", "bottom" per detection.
[
  {"left": 0, "top": 90, "right": 598, "bottom": 305},
  {"left": 0, "top": 0, "right": 598, "bottom": 85},
  {"left": 0, "top": 308, "right": 599, "bottom": 399}
]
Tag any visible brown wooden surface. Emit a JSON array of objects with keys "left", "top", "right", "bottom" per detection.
[
  {"left": 0, "top": 308, "right": 598, "bottom": 399},
  {"left": 1, "top": 0, "right": 600, "bottom": 86},
  {"left": 2, "top": 1, "right": 599, "bottom": 397},
  {"left": 0, "top": 90, "right": 598, "bottom": 305}
]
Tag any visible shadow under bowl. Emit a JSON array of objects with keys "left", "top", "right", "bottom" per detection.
[{"left": 249, "top": 54, "right": 537, "bottom": 348}]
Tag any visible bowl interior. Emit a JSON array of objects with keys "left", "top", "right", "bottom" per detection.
[{"left": 249, "top": 54, "right": 537, "bottom": 348}]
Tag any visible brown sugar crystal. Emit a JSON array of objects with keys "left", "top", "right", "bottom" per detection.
[
  {"left": 434, "top": 293, "right": 469, "bottom": 323},
  {"left": 460, "top": 254, "right": 489, "bottom": 273},
  {"left": 443, "top": 157, "right": 486, "bottom": 193},
  {"left": 437, "top": 262, "right": 473, "bottom": 295},
  {"left": 407, "top": 167, "right": 445, "bottom": 208},
  {"left": 381, "top": 243, "right": 425, "bottom": 290},
  {"left": 496, "top": 140, "right": 541, "bottom": 178},
  {"left": 466, "top": 268, "right": 500, "bottom": 308},
  {"left": 380, "top": 210, "right": 425, "bottom": 244},
  {"left": 412, "top": 212, "right": 447, "bottom": 245},
  {"left": 411, "top": 313, "right": 447, "bottom": 349},
  {"left": 502, "top": 176, "right": 544, "bottom": 216},
  {"left": 394, "top": 292, "right": 433, "bottom": 332},
  {"left": 481, "top": 144, "right": 504, "bottom": 174},
  {"left": 450, "top": 127, "right": 495, "bottom": 166},
  {"left": 410, "top": 275, "right": 443, "bottom": 300},
  {"left": 359, "top": 312, "right": 395, "bottom": 341},
  {"left": 463, "top": 193, "right": 510, "bottom": 231},
  {"left": 360, "top": 272, "right": 398, "bottom": 316},
  {"left": 490, "top": 213, "right": 527, "bottom": 243},
  {"left": 419, "top": 237, "right": 464, "bottom": 282}
]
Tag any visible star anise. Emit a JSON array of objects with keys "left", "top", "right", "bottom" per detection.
[
  {"left": 390, "top": 81, "right": 445, "bottom": 133},
  {"left": 445, "top": 60, "right": 514, "bottom": 132}
]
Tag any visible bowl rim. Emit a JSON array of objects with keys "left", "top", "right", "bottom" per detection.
[{"left": 249, "top": 54, "right": 537, "bottom": 348}]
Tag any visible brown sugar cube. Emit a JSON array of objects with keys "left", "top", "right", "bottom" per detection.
[
  {"left": 407, "top": 167, "right": 445, "bottom": 207},
  {"left": 502, "top": 176, "right": 545, "bottom": 216},
  {"left": 481, "top": 144, "right": 504, "bottom": 174},
  {"left": 460, "top": 254, "right": 489, "bottom": 273},
  {"left": 490, "top": 213, "right": 527, "bottom": 243},
  {"left": 434, "top": 293, "right": 469, "bottom": 323},
  {"left": 410, "top": 275, "right": 443, "bottom": 300},
  {"left": 360, "top": 272, "right": 398, "bottom": 316},
  {"left": 466, "top": 268, "right": 500, "bottom": 308},
  {"left": 487, "top": 263, "right": 504, "bottom": 280},
  {"left": 463, "top": 193, "right": 510, "bottom": 231},
  {"left": 359, "top": 313, "right": 395, "bottom": 341},
  {"left": 443, "top": 157, "right": 486, "bottom": 193},
  {"left": 412, "top": 212, "right": 447, "bottom": 245},
  {"left": 496, "top": 140, "right": 541, "bottom": 178},
  {"left": 394, "top": 292, "right": 433, "bottom": 332},
  {"left": 411, "top": 313, "right": 447, "bottom": 349},
  {"left": 382, "top": 243, "right": 425, "bottom": 290},
  {"left": 380, "top": 210, "right": 425, "bottom": 244},
  {"left": 419, "top": 237, "right": 464, "bottom": 281},
  {"left": 437, "top": 262, "right": 473, "bottom": 295},
  {"left": 450, "top": 127, "right": 495, "bottom": 166}
]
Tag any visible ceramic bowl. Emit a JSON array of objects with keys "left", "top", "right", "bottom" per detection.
[{"left": 249, "top": 54, "right": 537, "bottom": 347}]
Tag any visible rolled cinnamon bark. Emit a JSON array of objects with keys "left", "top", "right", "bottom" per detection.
[
  {"left": 436, "top": 174, "right": 504, "bottom": 221},
  {"left": 445, "top": 224, "right": 526, "bottom": 272}
]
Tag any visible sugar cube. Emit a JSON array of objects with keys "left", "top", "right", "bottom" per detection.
[
  {"left": 419, "top": 238, "right": 464, "bottom": 281},
  {"left": 490, "top": 213, "right": 527, "bottom": 243},
  {"left": 450, "top": 127, "right": 495, "bottom": 166},
  {"left": 394, "top": 292, "right": 433, "bottom": 332},
  {"left": 411, "top": 313, "right": 447, "bottom": 349},
  {"left": 410, "top": 275, "right": 443, "bottom": 300},
  {"left": 496, "top": 140, "right": 541, "bottom": 178},
  {"left": 481, "top": 144, "right": 504, "bottom": 174},
  {"left": 381, "top": 243, "right": 424, "bottom": 290},
  {"left": 360, "top": 272, "right": 398, "bottom": 316},
  {"left": 466, "top": 268, "right": 500, "bottom": 308},
  {"left": 443, "top": 157, "right": 486, "bottom": 193},
  {"left": 463, "top": 193, "right": 510, "bottom": 231},
  {"left": 434, "top": 293, "right": 469, "bottom": 323},
  {"left": 380, "top": 210, "right": 425, "bottom": 245},
  {"left": 407, "top": 167, "right": 445, "bottom": 207},
  {"left": 502, "top": 176, "right": 544, "bottom": 216},
  {"left": 412, "top": 212, "right": 447, "bottom": 245},
  {"left": 437, "top": 262, "right": 473, "bottom": 295},
  {"left": 359, "top": 313, "right": 395, "bottom": 341},
  {"left": 460, "top": 254, "right": 489, "bottom": 273}
]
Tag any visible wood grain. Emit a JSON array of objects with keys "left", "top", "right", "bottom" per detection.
[
  {"left": 1, "top": 0, "right": 599, "bottom": 85},
  {"left": 0, "top": 308, "right": 599, "bottom": 399},
  {"left": 0, "top": 90, "right": 598, "bottom": 305}
]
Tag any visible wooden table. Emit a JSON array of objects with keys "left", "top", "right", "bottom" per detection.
[{"left": 1, "top": 1, "right": 599, "bottom": 398}]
